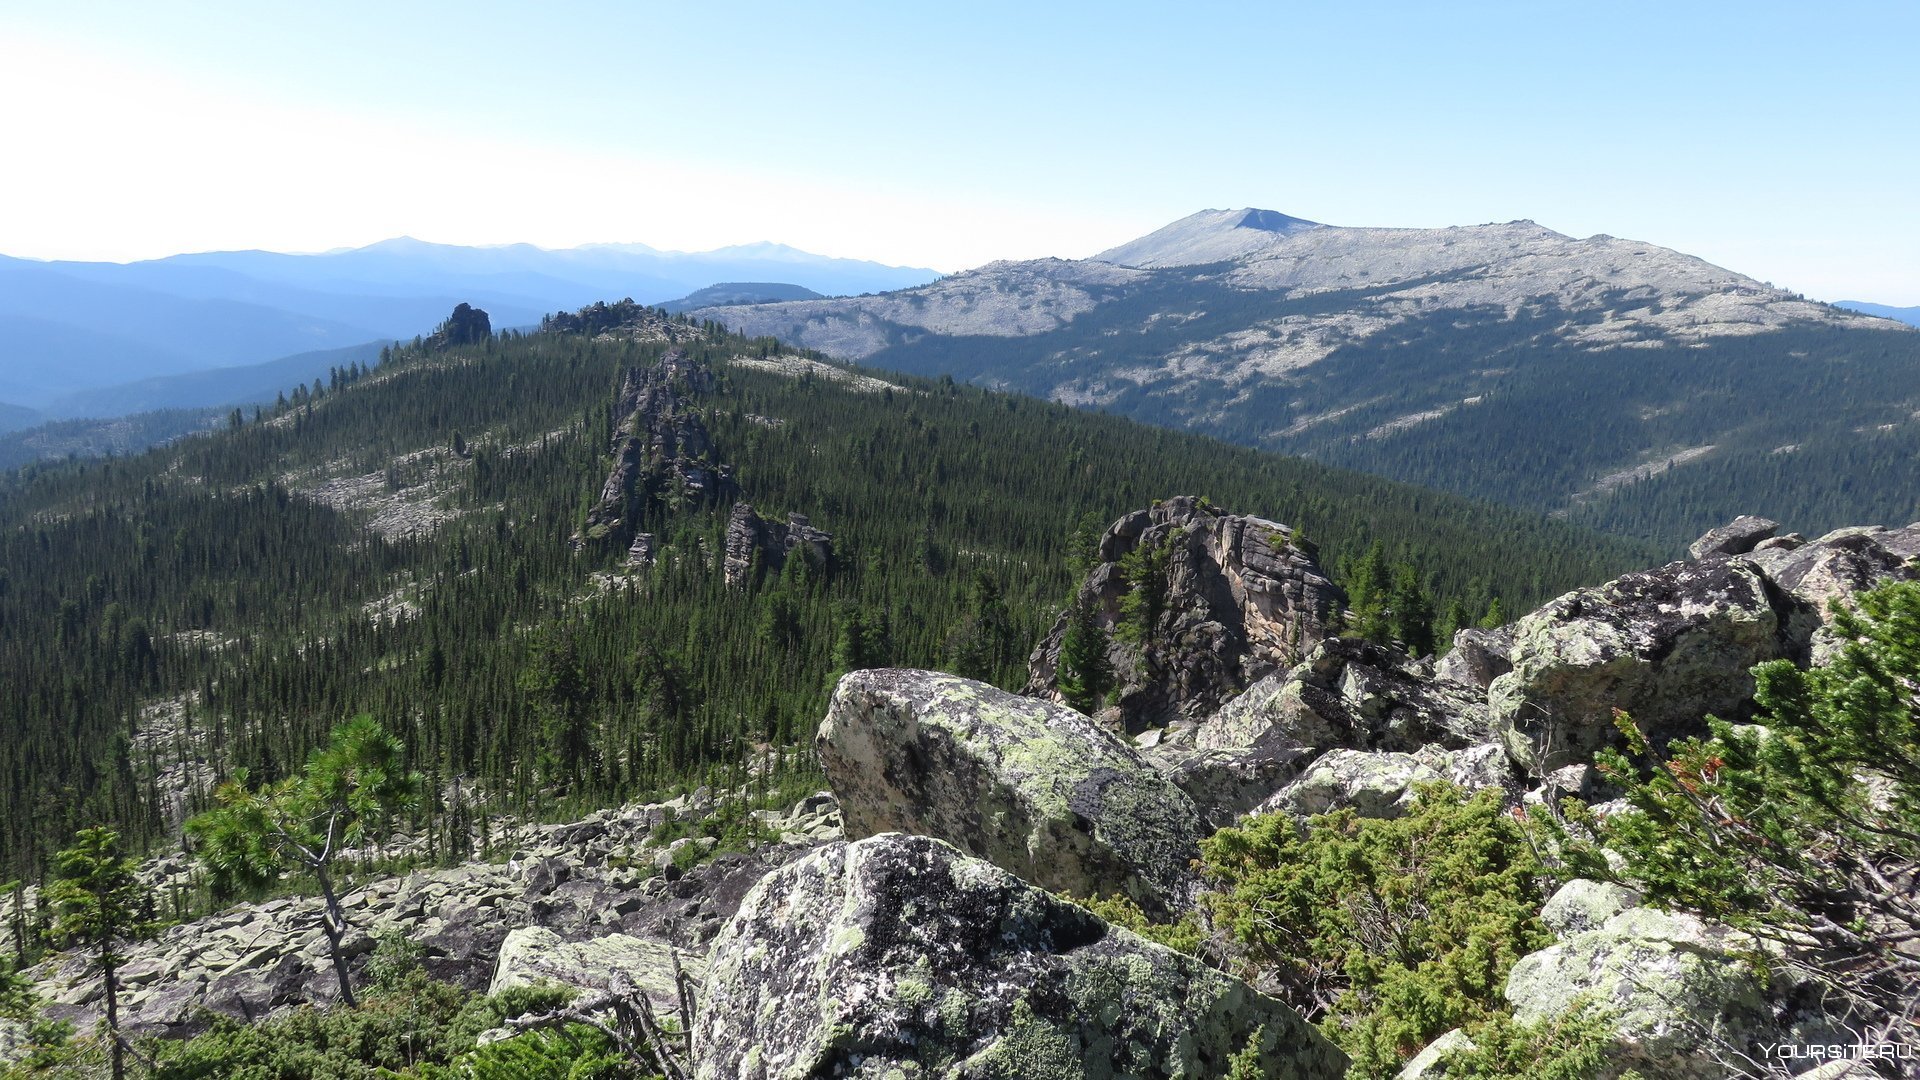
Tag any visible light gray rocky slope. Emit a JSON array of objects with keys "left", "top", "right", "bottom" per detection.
[{"left": 695, "top": 210, "right": 1889, "bottom": 371}]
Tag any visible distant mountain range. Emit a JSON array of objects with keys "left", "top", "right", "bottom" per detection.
[
  {"left": 0, "top": 238, "right": 939, "bottom": 414},
  {"left": 1836, "top": 300, "right": 1920, "bottom": 327},
  {"left": 690, "top": 208, "right": 1920, "bottom": 546}
]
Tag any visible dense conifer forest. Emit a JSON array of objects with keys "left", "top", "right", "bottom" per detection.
[{"left": 0, "top": 308, "right": 1661, "bottom": 881}]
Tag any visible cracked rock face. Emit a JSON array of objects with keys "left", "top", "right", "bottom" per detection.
[
  {"left": 722, "top": 502, "right": 834, "bottom": 588},
  {"left": 1737, "top": 522, "right": 1920, "bottom": 661},
  {"left": 818, "top": 669, "right": 1206, "bottom": 915},
  {"left": 1026, "top": 496, "right": 1343, "bottom": 733},
  {"left": 690, "top": 834, "right": 1346, "bottom": 1080},
  {"left": 1489, "top": 558, "right": 1788, "bottom": 774},
  {"left": 1149, "top": 637, "right": 1490, "bottom": 823},
  {"left": 582, "top": 349, "right": 734, "bottom": 538}
]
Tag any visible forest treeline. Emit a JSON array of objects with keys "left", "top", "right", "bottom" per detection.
[{"left": 0, "top": 308, "right": 1661, "bottom": 880}]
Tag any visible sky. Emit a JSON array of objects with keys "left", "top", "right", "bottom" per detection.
[{"left": 1, "top": 1, "right": 1916, "bottom": 301}]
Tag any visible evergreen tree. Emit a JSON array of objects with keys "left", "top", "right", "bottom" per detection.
[
  {"left": 1345, "top": 541, "right": 1393, "bottom": 644},
  {"left": 1388, "top": 563, "right": 1436, "bottom": 658},
  {"left": 832, "top": 603, "right": 892, "bottom": 674},
  {"left": 1114, "top": 532, "right": 1174, "bottom": 645},
  {"left": 1477, "top": 596, "right": 1506, "bottom": 629},
  {"left": 47, "top": 827, "right": 153, "bottom": 1080},
  {"left": 1056, "top": 599, "right": 1114, "bottom": 715},
  {"left": 187, "top": 717, "right": 422, "bottom": 1009}
]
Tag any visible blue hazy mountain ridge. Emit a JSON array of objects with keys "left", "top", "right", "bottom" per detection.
[
  {"left": 0, "top": 401, "right": 38, "bottom": 435},
  {"left": 1836, "top": 301, "right": 1920, "bottom": 327},
  {"left": 0, "top": 238, "right": 940, "bottom": 409},
  {"left": 43, "top": 341, "right": 388, "bottom": 420}
]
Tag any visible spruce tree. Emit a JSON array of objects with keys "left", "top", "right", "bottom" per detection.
[
  {"left": 47, "top": 827, "right": 152, "bottom": 1080},
  {"left": 1056, "top": 599, "right": 1114, "bottom": 715}
]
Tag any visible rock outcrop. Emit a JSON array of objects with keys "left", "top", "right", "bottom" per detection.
[
  {"left": 1255, "top": 744, "right": 1516, "bottom": 821},
  {"left": 721, "top": 502, "right": 834, "bottom": 588},
  {"left": 425, "top": 302, "right": 491, "bottom": 350},
  {"left": 489, "top": 926, "right": 700, "bottom": 1025},
  {"left": 1026, "top": 496, "right": 1343, "bottom": 733},
  {"left": 1686, "top": 515, "right": 1778, "bottom": 560},
  {"left": 818, "top": 669, "right": 1206, "bottom": 913},
  {"left": 691, "top": 834, "right": 1347, "bottom": 1080},
  {"left": 1738, "top": 522, "right": 1920, "bottom": 661},
  {"left": 1148, "top": 637, "right": 1491, "bottom": 822},
  {"left": 1489, "top": 557, "right": 1788, "bottom": 774},
  {"left": 581, "top": 349, "right": 733, "bottom": 539}
]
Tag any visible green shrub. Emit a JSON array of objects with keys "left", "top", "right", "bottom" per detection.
[
  {"left": 146, "top": 972, "right": 583, "bottom": 1080},
  {"left": 1071, "top": 893, "right": 1204, "bottom": 955},
  {"left": 1433, "top": 1004, "right": 1633, "bottom": 1080},
  {"left": 1202, "top": 784, "right": 1553, "bottom": 1079}
]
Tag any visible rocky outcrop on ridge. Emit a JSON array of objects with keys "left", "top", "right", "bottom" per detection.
[
  {"left": 721, "top": 501, "right": 834, "bottom": 588},
  {"left": 818, "top": 669, "right": 1206, "bottom": 914},
  {"left": 690, "top": 833, "right": 1347, "bottom": 1080},
  {"left": 1686, "top": 514, "right": 1779, "bottom": 560},
  {"left": 581, "top": 349, "right": 733, "bottom": 539},
  {"left": 1491, "top": 519, "right": 1920, "bottom": 776},
  {"left": 1026, "top": 496, "right": 1343, "bottom": 733}
]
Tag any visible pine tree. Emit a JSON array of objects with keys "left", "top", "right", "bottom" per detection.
[
  {"left": 1590, "top": 579, "right": 1920, "bottom": 1049},
  {"left": 187, "top": 717, "right": 423, "bottom": 1008},
  {"left": 1389, "top": 563, "right": 1436, "bottom": 658}
]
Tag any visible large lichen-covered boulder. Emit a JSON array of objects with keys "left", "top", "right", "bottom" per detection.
[
  {"left": 1025, "top": 496, "right": 1343, "bottom": 733},
  {"left": 1504, "top": 907, "right": 1783, "bottom": 1079},
  {"left": 489, "top": 926, "right": 700, "bottom": 1023},
  {"left": 818, "top": 669, "right": 1205, "bottom": 913},
  {"left": 1489, "top": 558, "right": 1787, "bottom": 775},
  {"left": 690, "top": 834, "right": 1347, "bottom": 1080}
]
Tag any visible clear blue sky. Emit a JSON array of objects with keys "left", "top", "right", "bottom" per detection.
[{"left": 2, "top": 0, "right": 1915, "bottom": 301}]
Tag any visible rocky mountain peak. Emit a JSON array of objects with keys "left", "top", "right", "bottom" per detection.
[{"left": 1092, "top": 206, "right": 1326, "bottom": 268}]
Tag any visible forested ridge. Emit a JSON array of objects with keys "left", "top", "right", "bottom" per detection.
[
  {"left": 837, "top": 268, "right": 1920, "bottom": 545},
  {"left": 0, "top": 307, "right": 1660, "bottom": 881}
]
